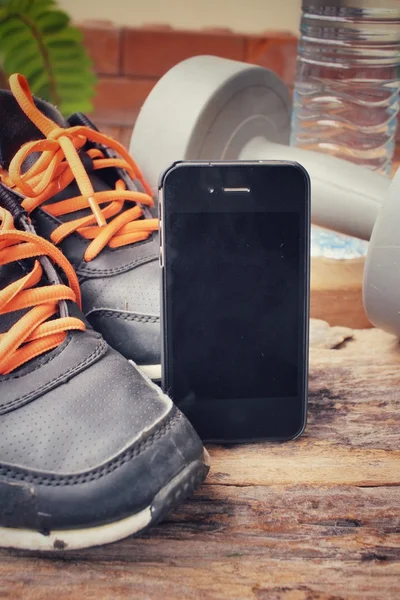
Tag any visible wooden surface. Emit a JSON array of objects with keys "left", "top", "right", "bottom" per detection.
[
  {"left": 311, "top": 256, "right": 371, "bottom": 329},
  {"left": 1, "top": 320, "right": 399, "bottom": 599}
]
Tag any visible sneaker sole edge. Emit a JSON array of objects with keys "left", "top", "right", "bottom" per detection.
[
  {"left": 136, "top": 362, "right": 161, "bottom": 381},
  {"left": 0, "top": 452, "right": 210, "bottom": 552}
]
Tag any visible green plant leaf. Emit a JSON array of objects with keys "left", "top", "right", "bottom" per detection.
[
  {"left": 46, "top": 26, "right": 83, "bottom": 47},
  {"left": 55, "top": 69, "right": 97, "bottom": 86},
  {"left": 25, "top": 67, "right": 50, "bottom": 96},
  {"left": 59, "top": 98, "right": 94, "bottom": 115},
  {"left": 8, "top": 0, "right": 55, "bottom": 11},
  {"left": 7, "top": 0, "right": 31, "bottom": 12},
  {"left": 3, "top": 47, "right": 39, "bottom": 75},
  {"left": 0, "top": 26, "right": 31, "bottom": 56},
  {"left": 0, "top": 18, "right": 26, "bottom": 42},
  {"left": 0, "top": 0, "right": 96, "bottom": 114},
  {"left": 28, "top": 0, "right": 57, "bottom": 14},
  {"left": 47, "top": 47, "right": 88, "bottom": 69},
  {"left": 49, "top": 54, "right": 92, "bottom": 71},
  {"left": 32, "top": 81, "right": 51, "bottom": 100},
  {"left": 35, "top": 10, "right": 69, "bottom": 34}
]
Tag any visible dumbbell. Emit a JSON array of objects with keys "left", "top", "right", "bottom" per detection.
[
  {"left": 130, "top": 55, "right": 400, "bottom": 336},
  {"left": 130, "top": 55, "right": 391, "bottom": 241}
]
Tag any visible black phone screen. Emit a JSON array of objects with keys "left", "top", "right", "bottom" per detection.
[{"left": 161, "top": 162, "right": 310, "bottom": 442}]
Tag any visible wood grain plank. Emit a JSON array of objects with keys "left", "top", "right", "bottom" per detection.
[
  {"left": 1, "top": 555, "right": 399, "bottom": 600},
  {"left": 0, "top": 324, "right": 399, "bottom": 599},
  {"left": 311, "top": 257, "right": 371, "bottom": 329},
  {"left": 207, "top": 445, "right": 400, "bottom": 486}
]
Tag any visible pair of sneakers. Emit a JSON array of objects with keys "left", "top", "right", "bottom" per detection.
[{"left": 0, "top": 75, "right": 209, "bottom": 551}]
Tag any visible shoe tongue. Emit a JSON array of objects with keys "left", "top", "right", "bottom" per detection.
[
  {"left": 0, "top": 183, "right": 69, "bottom": 337},
  {"left": 0, "top": 186, "right": 34, "bottom": 334},
  {"left": 0, "top": 89, "right": 69, "bottom": 169}
]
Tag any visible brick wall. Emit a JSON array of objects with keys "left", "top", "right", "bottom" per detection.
[
  {"left": 80, "top": 20, "right": 399, "bottom": 162},
  {"left": 80, "top": 21, "right": 297, "bottom": 148}
]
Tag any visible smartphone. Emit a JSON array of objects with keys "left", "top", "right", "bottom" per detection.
[{"left": 159, "top": 161, "right": 310, "bottom": 442}]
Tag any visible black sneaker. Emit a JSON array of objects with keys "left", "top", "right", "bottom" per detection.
[
  {"left": 0, "top": 74, "right": 161, "bottom": 380},
  {"left": 0, "top": 188, "right": 209, "bottom": 551}
]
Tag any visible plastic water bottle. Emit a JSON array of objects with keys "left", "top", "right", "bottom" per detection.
[{"left": 291, "top": 0, "right": 400, "bottom": 258}]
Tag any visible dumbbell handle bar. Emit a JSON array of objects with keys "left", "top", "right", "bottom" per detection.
[{"left": 240, "top": 138, "right": 391, "bottom": 241}]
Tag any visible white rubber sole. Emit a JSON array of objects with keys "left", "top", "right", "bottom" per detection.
[
  {"left": 0, "top": 454, "right": 210, "bottom": 552},
  {"left": 137, "top": 362, "right": 161, "bottom": 381},
  {"left": 0, "top": 505, "right": 152, "bottom": 552}
]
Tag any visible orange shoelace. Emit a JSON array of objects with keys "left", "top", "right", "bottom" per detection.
[
  {"left": 1, "top": 74, "right": 158, "bottom": 263},
  {"left": 0, "top": 207, "right": 85, "bottom": 375}
]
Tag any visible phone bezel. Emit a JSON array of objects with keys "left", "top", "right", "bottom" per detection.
[{"left": 159, "top": 160, "right": 310, "bottom": 443}]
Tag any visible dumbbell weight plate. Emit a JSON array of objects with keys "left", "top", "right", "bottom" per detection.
[
  {"left": 130, "top": 55, "right": 291, "bottom": 194},
  {"left": 364, "top": 168, "right": 400, "bottom": 335}
]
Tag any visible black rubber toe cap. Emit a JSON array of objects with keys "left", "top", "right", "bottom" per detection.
[
  {"left": 0, "top": 329, "right": 203, "bottom": 535},
  {"left": 0, "top": 407, "right": 204, "bottom": 532}
]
